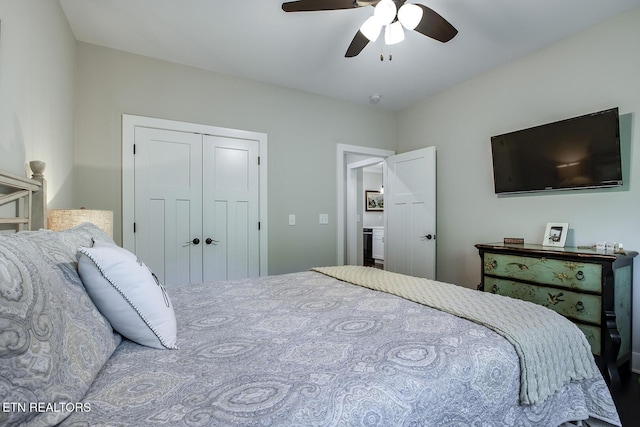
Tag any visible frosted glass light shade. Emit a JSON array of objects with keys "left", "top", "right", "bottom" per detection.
[
  {"left": 360, "top": 16, "right": 383, "bottom": 42},
  {"left": 374, "top": 0, "right": 397, "bottom": 26},
  {"left": 48, "top": 208, "right": 114, "bottom": 238},
  {"left": 398, "top": 3, "right": 423, "bottom": 30},
  {"left": 385, "top": 21, "right": 405, "bottom": 45}
]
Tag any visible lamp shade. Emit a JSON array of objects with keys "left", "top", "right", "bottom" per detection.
[
  {"left": 360, "top": 16, "right": 383, "bottom": 42},
  {"left": 48, "top": 208, "right": 114, "bottom": 238},
  {"left": 398, "top": 3, "right": 423, "bottom": 31},
  {"left": 374, "top": 0, "right": 397, "bottom": 26},
  {"left": 385, "top": 21, "right": 405, "bottom": 45}
]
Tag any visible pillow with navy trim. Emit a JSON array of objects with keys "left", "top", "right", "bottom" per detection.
[{"left": 77, "top": 241, "right": 178, "bottom": 349}]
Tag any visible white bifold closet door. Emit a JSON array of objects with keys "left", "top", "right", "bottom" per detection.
[{"left": 134, "top": 127, "right": 259, "bottom": 285}]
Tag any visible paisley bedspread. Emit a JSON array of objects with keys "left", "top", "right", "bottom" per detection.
[
  {"left": 311, "top": 265, "right": 598, "bottom": 405},
  {"left": 60, "top": 271, "right": 620, "bottom": 427}
]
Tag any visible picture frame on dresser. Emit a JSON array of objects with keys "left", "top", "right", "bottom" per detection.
[{"left": 543, "top": 222, "right": 569, "bottom": 247}]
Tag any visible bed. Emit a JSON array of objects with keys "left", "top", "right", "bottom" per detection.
[{"left": 0, "top": 163, "right": 621, "bottom": 427}]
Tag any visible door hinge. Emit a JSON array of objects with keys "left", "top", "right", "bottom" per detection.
[
  {"left": 133, "top": 144, "right": 136, "bottom": 155},
  {"left": 133, "top": 222, "right": 137, "bottom": 233},
  {"left": 258, "top": 221, "right": 261, "bottom": 230},
  {"left": 258, "top": 156, "right": 261, "bottom": 165}
]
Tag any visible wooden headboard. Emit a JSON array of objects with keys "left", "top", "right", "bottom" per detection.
[{"left": 0, "top": 161, "right": 47, "bottom": 231}]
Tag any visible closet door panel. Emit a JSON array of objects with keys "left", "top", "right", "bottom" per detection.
[
  {"left": 203, "top": 135, "right": 259, "bottom": 281},
  {"left": 134, "top": 127, "right": 203, "bottom": 286}
]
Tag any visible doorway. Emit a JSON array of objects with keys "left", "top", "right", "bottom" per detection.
[
  {"left": 362, "top": 162, "right": 384, "bottom": 268},
  {"left": 336, "top": 144, "right": 394, "bottom": 267},
  {"left": 337, "top": 144, "right": 437, "bottom": 279}
]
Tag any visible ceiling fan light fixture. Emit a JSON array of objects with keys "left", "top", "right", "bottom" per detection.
[
  {"left": 385, "top": 21, "right": 405, "bottom": 45},
  {"left": 360, "top": 16, "right": 383, "bottom": 42},
  {"left": 373, "top": 0, "right": 397, "bottom": 26},
  {"left": 398, "top": 3, "right": 423, "bottom": 30}
]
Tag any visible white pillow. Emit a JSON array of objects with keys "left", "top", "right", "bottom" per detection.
[{"left": 77, "top": 242, "right": 178, "bottom": 349}]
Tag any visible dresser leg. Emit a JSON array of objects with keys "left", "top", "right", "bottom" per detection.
[{"left": 603, "top": 311, "right": 622, "bottom": 386}]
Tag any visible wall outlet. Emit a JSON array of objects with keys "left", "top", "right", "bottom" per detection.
[
  {"left": 319, "top": 214, "right": 329, "bottom": 225},
  {"left": 288, "top": 214, "right": 296, "bottom": 226}
]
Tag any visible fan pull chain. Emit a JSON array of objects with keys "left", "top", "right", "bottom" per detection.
[{"left": 379, "top": 44, "right": 393, "bottom": 61}]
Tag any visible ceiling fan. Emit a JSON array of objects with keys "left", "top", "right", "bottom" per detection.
[{"left": 281, "top": 0, "right": 458, "bottom": 58}]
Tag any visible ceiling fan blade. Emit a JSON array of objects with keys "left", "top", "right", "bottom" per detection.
[
  {"left": 282, "top": 0, "right": 359, "bottom": 12},
  {"left": 414, "top": 4, "right": 458, "bottom": 43},
  {"left": 345, "top": 30, "right": 369, "bottom": 57}
]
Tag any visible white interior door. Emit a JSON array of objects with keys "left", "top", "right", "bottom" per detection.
[
  {"left": 384, "top": 146, "right": 436, "bottom": 279},
  {"left": 134, "top": 127, "right": 203, "bottom": 285},
  {"left": 203, "top": 135, "right": 260, "bottom": 281}
]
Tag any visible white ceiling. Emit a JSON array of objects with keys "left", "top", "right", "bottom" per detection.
[{"left": 59, "top": 0, "right": 640, "bottom": 111}]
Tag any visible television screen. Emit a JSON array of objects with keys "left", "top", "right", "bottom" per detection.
[{"left": 491, "top": 108, "right": 622, "bottom": 194}]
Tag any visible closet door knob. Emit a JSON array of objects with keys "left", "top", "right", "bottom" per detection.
[
  {"left": 206, "top": 238, "right": 219, "bottom": 245},
  {"left": 183, "top": 238, "right": 201, "bottom": 247}
]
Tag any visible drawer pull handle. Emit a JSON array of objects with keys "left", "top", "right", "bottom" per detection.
[
  {"left": 491, "top": 284, "right": 498, "bottom": 293},
  {"left": 576, "top": 301, "right": 585, "bottom": 311},
  {"left": 575, "top": 271, "right": 585, "bottom": 281}
]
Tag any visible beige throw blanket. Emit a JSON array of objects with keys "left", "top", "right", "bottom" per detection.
[{"left": 312, "top": 265, "right": 599, "bottom": 405}]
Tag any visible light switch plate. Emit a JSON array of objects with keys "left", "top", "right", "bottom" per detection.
[
  {"left": 289, "top": 214, "right": 296, "bottom": 226},
  {"left": 319, "top": 214, "right": 329, "bottom": 224}
]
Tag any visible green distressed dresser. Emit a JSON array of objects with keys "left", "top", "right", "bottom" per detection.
[{"left": 476, "top": 242, "right": 637, "bottom": 384}]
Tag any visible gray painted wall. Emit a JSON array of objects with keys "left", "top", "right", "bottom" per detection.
[
  {"left": 0, "top": 0, "right": 76, "bottom": 208},
  {"left": 72, "top": 43, "right": 397, "bottom": 275},
  {"left": 396, "top": 8, "right": 640, "bottom": 369}
]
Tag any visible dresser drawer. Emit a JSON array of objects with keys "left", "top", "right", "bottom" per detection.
[
  {"left": 484, "top": 277, "right": 602, "bottom": 325},
  {"left": 576, "top": 324, "right": 601, "bottom": 356},
  {"left": 483, "top": 253, "right": 602, "bottom": 292}
]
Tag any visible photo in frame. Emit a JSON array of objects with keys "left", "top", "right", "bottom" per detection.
[
  {"left": 365, "top": 190, "right": 384, "bottom": 211},
  {"left": 543, "top": 222, "right": 569, "bottom": 247}
]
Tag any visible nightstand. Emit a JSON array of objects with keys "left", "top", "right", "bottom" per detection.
[{"left": 476, "top": 242, "right": 637, "bottom": 384}]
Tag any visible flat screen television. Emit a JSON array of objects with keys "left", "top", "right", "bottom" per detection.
[{"left": 490, "top": 108, "right": 622, "bottom": 194}]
